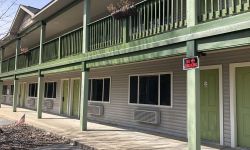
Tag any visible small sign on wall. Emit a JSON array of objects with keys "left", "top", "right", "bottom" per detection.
[{"left": 183, "top": 56, "right": 199, "bottom": 70}]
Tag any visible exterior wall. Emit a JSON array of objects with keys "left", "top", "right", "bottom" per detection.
[
  {"left": 18, "top": 77, "right": 61, "bottom": 114},
  {"left": 88, "top": 47, "right": 250, "bottom": 147},
  {"left": 88, "top": 57, "right": 187, "bottom": 138}
]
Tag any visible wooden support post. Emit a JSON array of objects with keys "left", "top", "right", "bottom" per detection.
[
  {"left": 39, "top": 22, "right": 46, "bottom": 64},
  {"left": 0, "top": 47, "right": 4, "bottom": 73},
  {"left": 80, "top": 62, "right": 89, "bottom": 131},
  {"left": 82, "top": 0, "right": 90, "bottom": 53},
  {"left": 58, "top": 37, "right": 61, "bottom": 59},
  {"left": 123, "top": 18, "right": 128, "bottom": 43},
  {"left": 13, "top": 77, "right": 18, "bottom": 112},
  {"left": 186, "top": 40, "right": 200, "bottom": 150},
  {"left": 0, "top": 80, "right": 3, "bottom": 108},
  {"left": 187, "top": 0, "right": 200, "bottom": 150},
  {"left": 15, "top": 38, "right": 21, "bottom": 70},
  {"left": 37, "top": 71, "right": 44, "bottom": 119}
]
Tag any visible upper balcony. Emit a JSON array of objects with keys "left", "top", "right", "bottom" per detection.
[{"left": 1, "top": 0, "right": 250, "bottom": 74}]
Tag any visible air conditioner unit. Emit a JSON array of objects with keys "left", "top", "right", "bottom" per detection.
[
  {"left": 88, "top": 105, "right": 104, "bottom": 116},
  {"left": 134, "top": 109, "right": 160, "bottom": 124},
  {"left": 44, "top": 99, "right": 53, "bottom": 109},
  {"left": 27, "top": 98, "right": 36, "bottom": 107}
]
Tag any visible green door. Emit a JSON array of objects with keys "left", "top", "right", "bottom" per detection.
[
  {"left": 62, "top": 80, "right": 69, "bottom": 115},
  {"left": 72, "top": 79, "right": 80, "bottom": 117},
  {"left": 236, "top": 67, "right": 250, "bottom": 148},
  {"left": 200, "top": 69, "right": 220, "bottom": 142}
]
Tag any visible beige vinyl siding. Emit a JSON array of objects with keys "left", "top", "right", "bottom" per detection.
[
  {"left": 89, "top": 57, "right": 187, "bottom": 138},
  {"left": 88, "top": 47, "right": 250, "bottom": 146}
]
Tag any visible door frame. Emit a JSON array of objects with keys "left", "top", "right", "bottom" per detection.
[
  {"left": 201, "top": 65, "right": 224, "bottom": 146},
  {"left": 60, "top": 79, "right": 70, "bottom": 115},
  {"left": 229, "top": 62, "right": 250, "bottom": 148},
  {"left": 70, "top": 78, "right": 81, "bottom": 117}
]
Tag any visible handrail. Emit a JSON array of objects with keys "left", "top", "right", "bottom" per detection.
[
  {"left": 60, "top": 26, "right": 83, "bottom": 37},
  {"left": 87, "top": 0, "right": 148, "bottom": 26}
]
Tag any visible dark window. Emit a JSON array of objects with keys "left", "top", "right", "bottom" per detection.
[
  {"left": 103, "top": 78, "right": 110, "bottom": 102},
  {"left": 129, "top": 74, "right": 172, "bottom": 106},
  {"left": 29, "top": 83, "right": 38, "bottom": 97},
  {"left": 129, "top": 76, "right": 138, "bottom": 103},
  {"left": 44, "top": 82, "right": 57, "bottom": 98},
  {"left": 88, "top": 78, "right": 111, "bottom": 102},
  {"left": 10, "top": 85, "right": 14, "bottom": 95},
  {"left": 92, "top": 79, "right": 103, "bottom": 101},
  {"left": 139, "top": 76, "right": 158, "bottom": 105},
  {"left": 88, "top": 80, "right": 91, "bottom": 100},
  {"left": 2, "top": 85, "right": 7, "bottom": 95},
  {"left": 160, "top": 74, "right": 171, "bottom": 106}
]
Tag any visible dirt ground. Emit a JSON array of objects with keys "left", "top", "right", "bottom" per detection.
[{"left": 0, "top": 124, "right": 72, "bottom": 150}]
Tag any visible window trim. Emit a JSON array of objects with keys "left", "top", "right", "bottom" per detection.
[
  {"left": 128, "top": 72, "right": 173, "bottom": 108},
  {"left": 88, "top": 77, "right": 111, "bottom": 103},
  {"left": 44, "top": 81, "right": 57, "bottom": 99},
  {"left": 28, "top": 82, "right": 38, "bottom": 98}
]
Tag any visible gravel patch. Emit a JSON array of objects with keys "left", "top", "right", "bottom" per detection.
[{"left": 0, "top": 124, "right": 74, "bottom": 150}]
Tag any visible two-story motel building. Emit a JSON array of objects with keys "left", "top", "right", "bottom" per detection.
[{"left": 0, "top": 0, "right": 250, "bottom": 149}]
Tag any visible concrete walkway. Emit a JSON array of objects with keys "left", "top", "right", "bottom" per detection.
[{"left": 0, "top": 104, "right": 230, "bottom": 150}]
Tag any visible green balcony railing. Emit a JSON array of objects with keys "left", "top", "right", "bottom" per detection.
[
  {"left": 8, "top": 57, "right": 15, "bottom": 71},
  {"left": 28, "top": 47, "right": 39, "bottom": 67},
  {"left": 199, "top": 0, "right": 250, "bottom": 22},
  {"left": 17, "top": 54, "right": 27, "bottom": 69},
  {"left": 1, "top": 59, "right": 9, "bottom": 73},
  {"left": 43, "top": 38, "right": 59, "bottom": 62},
  {"left": 88, "top": 16, "right": 123, "bottom": 51},
  {"left": 61, "top": 27, "right": 83, "bottom": 58},
  {"left": 129, "top": 0, "right": 186, "bottom": 40}
]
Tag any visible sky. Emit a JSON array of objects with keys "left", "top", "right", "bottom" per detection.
[{"left": 0, "top": 0, "right": 52, "bottom": 38}]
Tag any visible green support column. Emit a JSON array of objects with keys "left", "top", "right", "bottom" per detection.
[
  {"left": 13, "top": 77, "right": 18, "bottom": 112},
  {"left": 80, "top": 62, "right": 89, "bottom": 131},
  {"left": 80, "top": 0, "right": 90, "bottom": 131},
  {"left": 0, "top": 47, "right": 4, "bottom": 73},
  {"left": 82, "top": 0, "right": 90, "bottom": 53},
  {"left": 186, "top": 0, "right": 200, "bottom": 150},
  {"left": 37, "top": 71, "right": 44, "bottom": 118},
  {"left": 0, "top": 80, "right": 3, "bottom": 108},
  {"left": 39, "top": 22, "right": 46, "bottom": 64},
  {"left": 186, "top": 40, "right": 200, "bottom": 150},
  {"left": 123, "top": 18, "right": 128, "bottom": 43},
  {"left": 15, "top": 38, "right": 21, "bottom": 70}
]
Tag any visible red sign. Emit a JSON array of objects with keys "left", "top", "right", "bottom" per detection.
[{"left": 183, "top": 56, "right": 199, "bottom": 70}]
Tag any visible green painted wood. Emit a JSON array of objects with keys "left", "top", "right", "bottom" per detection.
[
  {"left": 2, "top": 59, "right": 9, "bottom": 73},
  {"left": 39, "top": 23, "right": 46, "bottom": 64},
  {"left": 80, "top": 62, "right": 89, "bottom": 131},
  {"left": 200, "top": 69, "right": 220, "bottom": 142},
  {"left": 186, "top": 40, "right": 200, "bottom": 150},
  {"left": 72, "top": 79, "right": 80, "bottom": 117},
  {"left": 13, "top": 79, "right": 18, "bottom": 112},
  {"left": 236, "top": 66, "right": 250, "bottom": 148},
  {"left": 8, "top": 57, "right": 15, "bottom": 71},
  {"left": 37, "top": 72, "right": 44, "bottom": 118},
  {"left": 43, "top": 38, "right": 59, "bottom": 62},
  {"left": 28, "top": 47, "right": 39, "bottom": 66},
  {"left": 62, "top": 80, "right": 69, "bottom": 115},
  {"left": 61, "top": 28, "right": 83, "bottom": 58},
  {"left": 17, "top": 54, "right": 27, "bottom": 69},
  {"left": 0, "top": 81, "right": 3, "bottom": 108},
  {"left": 15, "top": 39, "right": 21, "bottom": 70}
]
